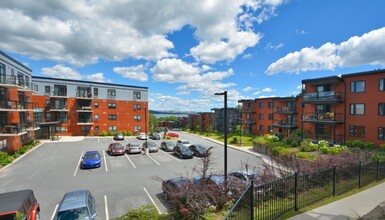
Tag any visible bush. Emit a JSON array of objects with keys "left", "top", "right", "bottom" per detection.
[
  {"left": 295, "top": 152, "right": 318, "bottom": 161},
  {"left": 351, "top": 140, "right": 365, "bottom": 148},
  {"left": 230, "top": 137, "right": 238, "bottom": 144},
  {"left": 364, "top": 142, "right": 376, "bottom": 150},
  {"left": 381, "top": 144, "right": 385, "bottom": 151},
  {"left": 300, "top": 139, "right": 318, "bottom": 152},
  {"left": 272, "top": 146, "right": 295, "bottom": 157},
  {"left": 100, "top": 130, "right": 108, "bottom": 136},
  {"left": 116, "top": 204, "right": 163, "bottom": 220},
  {"left": 319, "top": 145, "right": 348, "bottom": 155}
]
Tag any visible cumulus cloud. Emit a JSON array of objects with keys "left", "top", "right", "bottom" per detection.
[
  {"left": 150, "top": 92, "right": 211, "bottom": 112},
  {"left": 262, "top": 87, "right": 275, "bottom": 92},
  {"left": 242, "top": 53, "right": 253, "bottom": 59},
  {"left": 243, "top": 86, "right": 253, "bottom": 92},
  {"left": 113, "top": 65, "right": 148, "bottom": 82},
  {"left": 266, "top": 27, "right": 385, "bottom": 74},
  {"left": 265, "top": 42, "right": 284, "bottom": 51},
  {"left": 41, "top": 64, "right": 82, "bottom": 79},
  {"left": 85, "top": 73, "right": 111, "bottom": 83}
]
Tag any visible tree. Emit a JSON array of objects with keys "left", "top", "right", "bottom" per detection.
[
  {"left": 149, "top": 113, "right": 158, "bottom": 134},
  {"left": 235, "top": 124, "right": 244, "bottom": 145}
]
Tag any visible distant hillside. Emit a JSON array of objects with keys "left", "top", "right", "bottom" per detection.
[{"left": 149, "top": 110, "right": 196, "bottom": 115}]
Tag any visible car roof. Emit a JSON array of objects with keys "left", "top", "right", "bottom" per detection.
[
  {"left": 230, "top": 170, "right": 258, "bottom": 176},
  {"left": 85, "top": 151, "right": 99, "bottom": 155},
  {"left": 0, "top": 189, "right": 34, "bottom": 213},
  {"left": 58, "top": 190, "right": 89, "bottom": 212}
]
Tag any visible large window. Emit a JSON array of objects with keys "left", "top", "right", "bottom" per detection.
[
  {"left": 94, "top": 114, "right": 99, "bottom": 121},
  {"left": 81, "top": 126, "right": 91, "bottom": 132},
  {"left": 134, "top": 126, "right": 142, "bottom": 131},
  {"left": 258, "top": 114, "right": 264, "bottom": 120},
  {"left": 268, "top": 101, "right": 273, "bottom": 108},
  {"left": 108, "top": 126, "right": 117, "bottom": 132},
  {"left": 108, "top": 102, "right": 116, "bottom": 109},
  {"left": 380, "top": 78, "right": 384, "bottom": 91},
  {"left": 108, "top": 114, "right": 117, "bottom": 120},
  {"left": 133, "top": 91, "right": 141, "bottom": 100},
  {"left": 350, "top": 104, "right": 365, "bottom": 115},
  {"left": 134, "top": 115, "right": 141, "bottom": 121},
  {"left": 93, "top": 88, "right": 98, "bottom": 97},
  {"left": 258, "top": 125, "right": 264, "bottom": 131},
  {"left": 350, "top": 81, "right": 366, "bottom": 93},
  {"left": 259, "top": 102, "right": 264, "bottom": 108},
  {"left": 107, "top": 89, "right": 116, "bottom": 99},
  {"left": 349, "top": 125, "right": 365, "bottom": 138},
  {"left": 134, "top": 104, "right": 141, "bottom": 110},
  {"left": 379, "top": 127, "right": 385, "bottom": 140},
  {"left": 379, "top": 103, "right": 385, "bottom": 116}
]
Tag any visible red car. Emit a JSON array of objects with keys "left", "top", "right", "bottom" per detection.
[
  {"left": 108, "top": 142, "right": 125, "bottom": 156},
  {"left": 0, "top": 189, "right": 40, "bottom": 220},
  {"left": 167, "top": 132, "right": 179, "bottom": 138}
]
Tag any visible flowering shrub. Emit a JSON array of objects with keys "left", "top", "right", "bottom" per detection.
[
  {"left": 264, "top": 134, "right": 280, "bottom": 143},
  {"left": 300, "top": 139, "right": 319, "bottom": 152},
  {"left": 319, "top": 145, "right": 348, "bottom": 155}
]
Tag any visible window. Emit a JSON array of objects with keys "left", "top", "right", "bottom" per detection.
[
  {"left": 107, "top": 89, "right": 116, "bottom": 98},
  {"left": 93, "top": 88, "right": 98, "bottom": 97},
  {"left": 94, "top": 102, "right": 99, "bottom": 108},
  {"left": 349, "top": 125, "right": 365, "bottom": 138},
  {"left": 95, "top": 126, "right": 100, "bottom": 133},
  {"left": 108, "top": 114, "right": 117, "bottom": 120},
  {"left": 134, "top": 126, "right": 142, "bottom": 131},
  {"left": 268, "top": 114, "right": 272, "bottom": 120},
  {"left": 350, "top": 81, "right": 365, "bottom": 93},
  {"left": 268, "top": 101, "right": 273, "bottom": 108},
  {"left": 94, "top": 114, "right": 99, "bottom": 121},
  {"left": 55, "top": 126, "right": 66, "bottom": 133},
  {"left": 134, "top": 104, "right": 141, "bottom": 110},
  {"left": 134, "top": 115, "right": 141, "bottom": 121},
  {"left": 259, "top": 102, "right": 264, "bottom": 108},
  {"left": 81, "top": 126, "right": 91, "bottom": 132},
  {"left": 246, "top": 102, "right": 252, "bottom": 108},
  {"left": 108, "top": 126, "right": 117, "bottom": 132},
  {"left": 379, "top": 103, "right": 385, "bottom": 116},
  {"left": 45, "top": 99, "right": 51, "bottom": 106},
  {"left": 133, "top": 91, "right": 141, "bottom": 99},
  {"left": 258, "top": 125, "right": 264, "bottom": 131},
  {"left": 45, "top": 86, "right": 50, "bottom": 95},
  {"left": 350, "top": 104, "right": 365, "bottom": 115},
  {"left": 379, "top": 127, "right": 385, "bottom": 140},
  {"left": 258, "top": 114, "right": 264, "bottom": 120},
  {"left": 46, "top": 112, "right": 51, "bottom": 121},
  {"left": 55, "top": 112, "right": 68, "bottom": 123},
  {"left": 268, "top": 125, "right": 273, "bottom": 132},
  {"left": 379, "top": 78, "right": 385, "bottom": 91},
  {"left": 108, "top": 102, "right": 116, "bottom": 109}
]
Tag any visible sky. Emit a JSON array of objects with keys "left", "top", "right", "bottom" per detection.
[{"left": 1, "top": 0, "right": 385, "bottom": 112}]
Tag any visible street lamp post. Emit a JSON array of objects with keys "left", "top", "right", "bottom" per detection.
[
  {"left": 144, "top": 107, "right": 148, "bottom": 155},
  {"left": 215, "top": 91, "right": 228, "bottom": 184}
]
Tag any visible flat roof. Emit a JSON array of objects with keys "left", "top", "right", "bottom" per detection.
[
  {"left": 32, "top": 76, "right": 148, "bottom": 90},
  {"left": 341, "top": 68, "right": 385, "bottom": 78},
  {"left": 0, "top": 50, "right": 32, "bottom": 72},
  {"left": 302, "top": 75, "right": 343, "bottom": 85}
]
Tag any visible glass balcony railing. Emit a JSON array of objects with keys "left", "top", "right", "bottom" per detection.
[
  {"left": 303, "top": 91, "right": 343, "bottom": 102},
  {"left": 0, "top": 123, "right": 27, "bottom": 134},
  {"left": 272, "top": 119, "right": 297, "bottom": 127},
  {"left": 0, "top": 100, "right": 40, "bottom": 110},
  {"left": 302, "top": 112, "right": 344, "bottom": 122},
  {"left": 273, "top": 106, "right": 297, "bottom": 113}
]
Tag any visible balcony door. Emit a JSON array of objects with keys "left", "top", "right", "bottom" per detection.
[{"left": 315, "top": 124, "right": 331, "bottom": 142}]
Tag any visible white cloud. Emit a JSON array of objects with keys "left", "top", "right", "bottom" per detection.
[
  {"left": 242, "top": 53, "right": 253, "bottom": 59},
  {"left": 150, "top": 92, "right": 211, "bottom": 112},
  {"left": 243, "top": 86, "right": 253, "bottom": 92},
  {"left": 296, "top": 29, "right": 308, "bottom": 35},
  {"left": 266, "top": 27, "right": 385, "bottom": 74},
  {"left": 85, "top": 73, "right": 111, "bottom": 83},
  {"left": 41, "top": 64, "right": 82, "bottom": 79},
  {"left": 296, "top": 84, "right": 302, "bottom": 90},
  {"left": 253, "top": 90, "right": 261, "bottom": 95},
  {"left": 113, "top": 65, "right": 148, "bottom": 82},
  {"left": 262, "top": 87, "right": 275, "bottom": 92},
  {"left": 265, "top": 42, "right": 284, "bottom": 51}
]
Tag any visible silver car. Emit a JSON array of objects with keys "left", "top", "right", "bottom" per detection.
[
  {"left": 142, "top": 140, "right": 159, "bottom": 153},
  {"left": 126, "top": 143, "right": 142, "bottom": 154}
]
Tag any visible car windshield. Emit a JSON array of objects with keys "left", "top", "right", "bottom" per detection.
[
  {"left": 182, "top": 141, "right": 190, "bottom": 144},
  {"left": 84, "top": 153, "right": 99, "bottom": 159},
  {"left": 196, "top": 145, "right": 206, "bottom": 150},
  {"left": 147, "top": 142, "right": 156, "bottom": 147},
  {"left": 111, "top": 144, "right": 123, "bottom": 149},
  {"left": 165, "top": 141, "right": 175, "bottom": 146},
  {"left": 180, "top": 147, "right": 190, "bottom": 152},
  {"left": 56, "top": 207, "right": 90, "bottom": 220},
  {"left": 130, "top": 144, "right": 139, "bottom": 147}
]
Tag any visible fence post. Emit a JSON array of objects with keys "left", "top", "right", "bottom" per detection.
[
  {"left": 333, "top": 166, "right": 336, "bottom": 196},
  {"left": 250, "top": 180, "right": 254, "bottom": 220},
  {"left": 294, "top": 172, "right": 298, "bottom": 211},
  {"left": 358, "top": 161, "right": 362, "bottom": 188},
  {"left": 377, "top": 160, "right": 380, "bottom": 181}
]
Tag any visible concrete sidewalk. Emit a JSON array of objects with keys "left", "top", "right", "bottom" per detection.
[{"left": 289, "top": 182, "right": 385, "bottom": 220}]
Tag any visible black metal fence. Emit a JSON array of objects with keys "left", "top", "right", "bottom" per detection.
[{"left": 225, "top": 160, "right": 385, "bottom": 220}]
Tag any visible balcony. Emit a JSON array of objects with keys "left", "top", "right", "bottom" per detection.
[
  {"left": 240, "top": 120, "right": 256, "bottom": 124},
  {"left": 240, "top": 107, "right": 256, "bottom": 113},
  {"left": 0, "top": 123, "right": 27, "bottom": 136},
  {"left": 50, "top": 104, "right": 68, "bottom": 111},
  {"left": 51, "top": 91, "right": 67, "bottom": 97},
  {"left": 303, "top": 91, "right": 343, "bottom": 103},
  {"left": 26, "top": 121, "right": 40, "bottom": 131},
  {"left": 273, "top": 106, "right": 297, "bottom": 114},
  {"left": 76, "top": 106, "right": 93, "bottom": 112},
  {"left": 0, "top": 100, "right": 39, "bottom": 111},
  {"left": 272, "top": 119, "right": 298, "bottom": 128},
  {"left": 302, "top": 112, "right": 344, "bottom": 124},
  {"left": 77, "top": 119, "right": 93, "bottom": 125},
  {"left": 0, "top": 75, "right": 32, "bottom": 90},
  {"left": 76, "top": 87, "right": 92, "bottom": 99}
]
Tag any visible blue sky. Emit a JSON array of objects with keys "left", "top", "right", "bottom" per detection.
[{"left": 1, "top": 0, "right": 385, "bottom": 112}]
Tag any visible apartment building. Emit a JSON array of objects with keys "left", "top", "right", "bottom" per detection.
[
  {"left": 0, "top": 50, "right": 42, "bottom": 153},
  {"left": 199, "top": 112, "right": 214, "bottom": 132},
  {"left": 32, "top": 76, "right": 148, "bottom": 138},
  {"left": 211, "top": 107, "right": 240, "bottom": 133},
  {"left": 238, "top": 99, "right": 257, "bottom": 135},
  {"left": 271, "top": 96, "right": 301, "bottom": 139},
  {"left": 341, "top": 69, "right": 385, "bottom": 147}
]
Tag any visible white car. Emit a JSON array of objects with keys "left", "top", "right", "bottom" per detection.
[
  {"left": 177, "top": 139, "right": 191, "bottom": 148},
  {"left": 136, "top": 132, "right": 148, "bottom": 140}
]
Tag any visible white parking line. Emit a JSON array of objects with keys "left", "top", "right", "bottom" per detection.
[
  {"left": 125, "top": 154, "right": 136, "bottom": 168},
  {"left": 104, "top": 195, "right": 109, "bottom": 220},
  {"left": 50, "top": 204, "right": 58, "bottom": 220},
  {"left": 159, "top": 150, "right": 181, "bottom": 162},
  {"left": 103, "top": 150, "right": 108, "bottom": 172},
  {"left": 146, "top": 154, "right": 160, "bottom": 165},
  {"left": 143, "top": 187, "right": 162, "bottom": 214},
  {"left": 74, "top": 151, "right": 84, "bottom": 176}
]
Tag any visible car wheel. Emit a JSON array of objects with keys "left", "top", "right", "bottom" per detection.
[{"left": 35, "top": 212, "right": 40, "bottom": 220}]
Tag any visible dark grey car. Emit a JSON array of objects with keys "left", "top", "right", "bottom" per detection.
[
  {"left": 142, "top": 140, "right": 159, "bottom": 153},
  {"left": 54, "top": 190, "right": 96, "bottom": 220}
]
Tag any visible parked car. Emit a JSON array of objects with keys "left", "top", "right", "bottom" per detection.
[
  {"left": 81, "top": 151, "right": 101, "bottom": 169},
  {"left": 108, "top": 142, "right": 125, "bottom": 156},
  {"left": 113, "top": 133, "right": 124, "bottom": 140},
  {"left": 150, "top": 133, "right": 160, "bottom": 140},
  {"left": 228, "top": 170, "right": 262, "bottom": 185},
  {"left": 126, "top": 143, "right": 142, "bottom": 154},
  {"left": 173, "top": 145, "right": 194, "bottom": 159},
  {"left": 137, "top": 132, "right": 148, "bottom": 140},
  {"left": 177, "top": 139, "right": 191, "bottom": 147},
  {"left": 160, "top": 141, "right": 176, "bottom": 152},
  {"left": 54, "top": 190, "right": 96, "bottom": 220},
  {"left": 189, "top": 144, "right": 209, "bottom": 157},
  {"left": 193, "top": 175, "right": 247, "bottom": 197},
  {"left": 167, "top": 132, "right": 179, "bottom": 138},
  {"left": 142, "top": 140, "right": 159, "bottom": 153},
  {"left": 162, "top": 177, "right": 190, "bottom": 200},
  {"left": 0, "top": 189, "right": 40, "bottom": 220}
]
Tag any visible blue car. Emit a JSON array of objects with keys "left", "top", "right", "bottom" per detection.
[{"left": 81, "top": 151, "right": 101, "bottom": 169}]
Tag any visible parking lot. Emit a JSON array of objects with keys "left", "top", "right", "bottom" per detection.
[{"left": 0, "top": 132, "right": 265, "bottom": 219}]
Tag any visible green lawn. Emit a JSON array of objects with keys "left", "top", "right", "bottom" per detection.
[{"left": 188, "top": 131, "right": 257, "bottom": 147}]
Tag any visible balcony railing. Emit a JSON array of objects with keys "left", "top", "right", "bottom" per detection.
[
  {"left": 273, "top": 106, "right": 297, "bottom": 113},
  {"left": 302, "top": 112, "right": 344, "bottom": 123},
  {"left": 76, "top": 105, "right": 93, "bottom": 111},
  {"left": 0, "top": 123, "right": 27, "bottom": 135},
  {"left": 272, "top": 119, "right": 297, "bottom": 127},
  {"left": 240, "top": 120, "right": 256, "bottom": 124},
  {"left": 76, "top": 92, "right": 92, "bottom": 98},
  {"left": 0, "top": 100, "right": 40, "bottom": 110},
  {"left": 240, "top": 107, "right": 256, "bottom": 113},
  {"left": 77, "top": 119, "right": 93, "bottom": 123},
  {"left": 0, "top": 74, "right": 32, "bottom": 89},
  {"left": 303, "top": 91, "right": 343, "bottom": 102},
  {"left": 52, "top": 91, "right": 67, "bottom": 97},
  {"left": 26, "top": 121, "right": 40, "bottom": 130},
  {"left": 50, "top": 104, "right": 67, "bottom": 111}
]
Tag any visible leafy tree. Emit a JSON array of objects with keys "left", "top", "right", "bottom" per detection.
[
  {"left": 149, "top": 113, "right": 158, "bottom": 134},
  {"left": 158, "top": 116, "right": 179, "bottom": 121}
]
